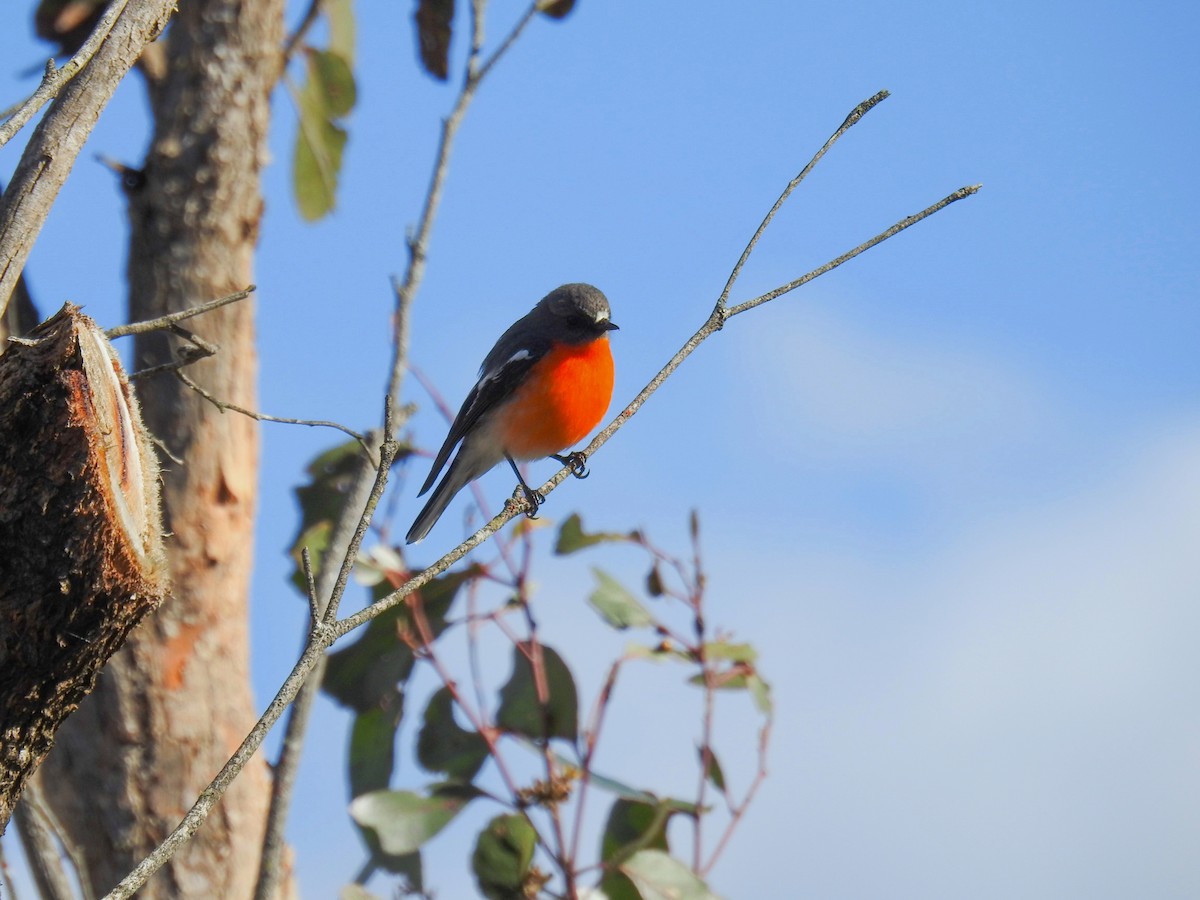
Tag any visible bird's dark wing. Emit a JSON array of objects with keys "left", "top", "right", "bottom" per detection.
[{"left": 416, "top": 323, "right": 552, "bottom": 497}]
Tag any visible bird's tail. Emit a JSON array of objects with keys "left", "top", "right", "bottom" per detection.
[{"left": 406, "top": 452, "right": 481, "bottom": 544}]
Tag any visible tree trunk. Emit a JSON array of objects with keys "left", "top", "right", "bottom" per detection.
[{"left": 38, "top": 1, "right": 292, "bottom": 896}]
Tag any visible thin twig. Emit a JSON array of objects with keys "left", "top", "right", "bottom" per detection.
[
  {"left": 283, "top": 0, "right": 323, "bottom": 62},
  {"left": 726, "top": 183, "right": 982, "bottom": 318},
  {"left": 301, "top": 547, "right": 320, "bottom": 626},
  {"left": 174, "top": 369, "right": 370, "bottom": 449},
  {"left": 702, "top": 713, "right": 773, "bottom": 877},
  {"left": 405, "top": 591, "right": 531, "bottom": 814},
  {"left": 569, "top": 655, "right": 628, "bottom": 868},
  {"left": 515, "top": 583, "right": 575, "bottom": 894},
  {"left": 104, "top": 286, "right": 255, "bottom": 337},
  {"left": 387, "top": 1, "right": 541, "bottom": 412},
  {"left": 474, "top": 5, "right": 538, "bottom": 83},
  {"left": 715, "top": 90, "right": 890, "bottom": 311}
]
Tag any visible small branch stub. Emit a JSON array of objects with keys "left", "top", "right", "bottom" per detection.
[{"left": 0, "top": 304, "right": 168, "bottom": 834}]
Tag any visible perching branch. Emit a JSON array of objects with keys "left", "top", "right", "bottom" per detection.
[
  {"left": 342, "top": 98, "right": 980, "bottom": 630},
  {"left": 104, "top": 88, "right": 978, "bottom": 899},
  {"left": 0, "top": 0, "right": 176, "bottom": 319}
]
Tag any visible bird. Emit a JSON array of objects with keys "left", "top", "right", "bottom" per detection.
[{"left": 406, "top": 283, "right": 618, "bottom": 544}]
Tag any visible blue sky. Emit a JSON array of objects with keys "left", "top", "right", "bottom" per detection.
[{"left": 3, "top": 1, "right": 1199, "bottom": 897}]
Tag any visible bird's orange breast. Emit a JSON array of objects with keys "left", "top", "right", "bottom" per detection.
[{"left": 496, "top": 336, "right": 614, "bottom": 460}]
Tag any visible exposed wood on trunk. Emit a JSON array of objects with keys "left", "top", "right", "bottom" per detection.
[{"left": 0, "top": 305, "right": 167, "bottom": 834}]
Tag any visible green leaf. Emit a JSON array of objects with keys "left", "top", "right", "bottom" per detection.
[
  {"left": 349, "top": 784, "right": 480, "bottom": 856},
  {"left": 589, "top": 569, "right": 654, "bottom": 630},
  {"left": 703, "top": 640, "right": 757, "bottom": 663},
  {"left": 372, "top": 848, "right": 423, "bottom": 886},
  {"left": 599, "top": 798, "right": 676, "bottom": 900},
  {"left": 325, "top": 0, "right": 356, "bottom": 62},
  {"left": 292, "top": 48, "right": 357, "bottom": 221},
  {"left": 554, "top": 513, "right": 632, "bottom": 554},
  {"left": 747, "top": 672, "right": 773, "bottom": 715},
  {"left": 496, "top": 642, "right": 578, "bottom": 742},
  {"left": 621, "top": 850, "right": 723, "bottom": 900},
  {"left": 323, "top": 568, "right": 471, "bottom": 711},
  {"left": 414, "top": 0, "right": 455, "bottom": 81},
  {"left": 417, "top": 686, "right": 489, "bottom": 781},
  {"left": 626, "top": 641, "right": 692, "bottom": 664},
  {"left": 349, "top": 693, "right": 403, "bottom": 798},
  {"left": 698, "top": 745, "right": 726, "bottom": 793},
  {"left": 294, "top": 85, "right": 348, "bottom": 221},
  {"left": 310, "top": 49, "right": 357, "bottom": 118},
  {"left": 471, "top": 814, "right": 537, "bottom": 900}
]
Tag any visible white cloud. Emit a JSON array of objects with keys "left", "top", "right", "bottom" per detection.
[
  {"left": 714, "top": 418, "right": 1200, "bottom": 898},
  {"left": 733, "top": 302, "right": 1050, "bottom": 465}
]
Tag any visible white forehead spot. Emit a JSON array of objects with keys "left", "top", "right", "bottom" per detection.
[{"left": 593, "top": 309, "right": 609, "bottom": 323}]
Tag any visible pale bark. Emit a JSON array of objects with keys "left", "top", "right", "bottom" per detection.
[{"left": 37, "top": 1, "right": 293, "bottom": 896}]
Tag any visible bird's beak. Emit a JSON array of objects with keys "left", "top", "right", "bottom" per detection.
[{"left": 604, "top": 321, "right": 619, "bottom": 331}]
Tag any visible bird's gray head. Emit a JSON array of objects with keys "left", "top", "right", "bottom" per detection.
[{"left": 541, "top": 283, "right": 618, "bottom": 340}]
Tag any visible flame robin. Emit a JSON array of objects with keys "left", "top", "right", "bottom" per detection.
[{"left": 406, "top": 283, "right": 618, "bottom": 544}]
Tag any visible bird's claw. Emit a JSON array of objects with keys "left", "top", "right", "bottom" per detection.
[
  {"left": 517, "top": 483, "right": 545, "bottom": 518},
  {"left": 553, "top": 451, "right": 590, "bottom": 480}
]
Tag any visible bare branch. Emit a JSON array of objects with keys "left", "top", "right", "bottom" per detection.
[
  {"left": 386, "top": 2, "right": 542, "bottom": 413},
  {"left": 356, "top": 104, "right": 981, "bottom": 639},
  {"left": 104, "top": 286, "right": 255, "bottom": 338},
  {"left": 715, "top": 90, "right": 890, "bottom": 311},
  {"left": 174, "top": 369, "right": 370, "bottom": 449},
  {"left": 301, "top": 547, "right": 320, "bottom": 627},
  {"left": 283, "top": 0, "right": 324, "bottom": 62},
  {"left": 726, "top": 183, "right": 982, "bottom": 318}
]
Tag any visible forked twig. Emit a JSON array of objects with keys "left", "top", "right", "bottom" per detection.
[{"left": 174, "top": 369, "right": 371, "bottom": 450}]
